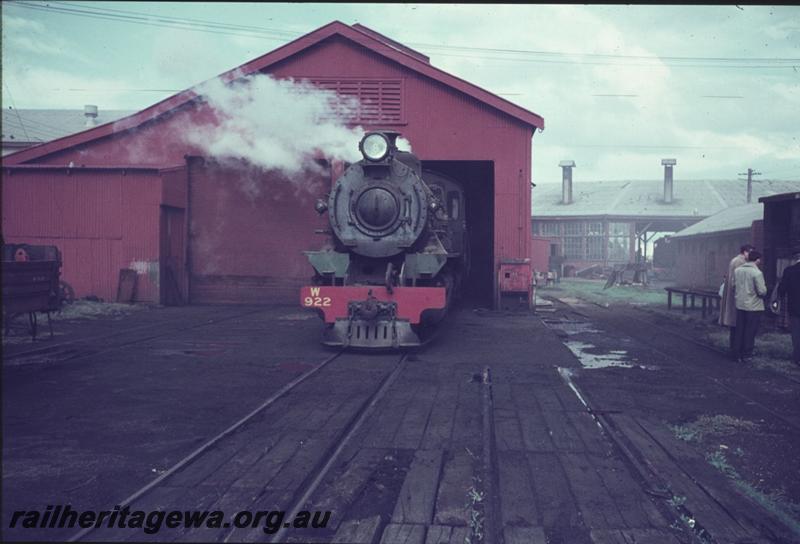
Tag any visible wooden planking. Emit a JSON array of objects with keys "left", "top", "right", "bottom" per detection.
[
  {"left": 565, "top": 410, "right": 612, "bottom": 455},
  {"left": 394, "top": 383, "right": 439, "bottom": 449},
  {"left": 309, "top": 448, "right": 387, "bottom": 516},
  {"left": 420, "top": 385, "right": 458, "bottom": 450},
  {"left": 424, "top": 525, "right": 470, "bottom": 544},
  {"left": 380, "top": 523, "right": 427, "bottom": 544},
  {"left": 560, "top": 452, "right": 627, "bottom": 529},
  {"left": 229, "top": 433, "right": 302, "bottom": 490},
  {"left": 265, "top": 435, "right": 333, "bottom": 491},
  {"left": 607, "top": 414, "right": 752, "bottom": 542},
  {"left": 331, "top": 515, "right": 383, "bottom": 544},
  {"left": 392, "top": 449, "right": 444, "bottom": 524},
  {"left": 588, "top": 453, "right": 667, "bottom": 529},
  {"left": 517, "top": 408, "right": 555, "bottom": 453},
  {"left": 222, "top": 488, "right": 296, "bottom": 543},
  {"left": 526, "top": 452, "right": 581, "bottom": 528},
  {"left": 358, "top": 381, "right": 417, "bottom": 448},
  {"left": 450, "top": 382, "right": 482, "bottom": 450},
  {"left": 493, "top": 407, "right": 525, "bottom": 451},
  {"left": 539, "top": 407, "right": 585, "bottom": 453},
  {"left": 636, "top": 417, "right": 794, "bottom": 542},
  {"left": 503, "top": 526, "right": 547, "bottom": 544},
  {"left": 434, "top": 450, "right": 476, "bottom": 526},
  {"left": 590, "top": 528, "right": 684, "bottom": 544},
  {"left": 497, "top": 450, "right": 538, "bottom": 527}
]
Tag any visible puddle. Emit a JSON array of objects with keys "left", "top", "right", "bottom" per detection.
[
  {"left": 542, "top": 320, "right": 601, "bottom": 335},
  {"left": 564, "top": 340, "right": 635, "bottom": 369},
  {"left": 543, "top": 318, "right": 657, "bottom": 371},
  {"left": 554, "top": 297, "right": 587, "bottom": 306}
]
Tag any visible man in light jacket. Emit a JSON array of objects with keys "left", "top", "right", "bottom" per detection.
[
  {"left": 732, "top": 250, "right": 767, "bottom": 363},
  {"left": 719, "top": 244, "right": 754, "bottom": 356}
]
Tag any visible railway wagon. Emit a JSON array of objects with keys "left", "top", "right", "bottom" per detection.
[{"left": 2, "top": 243, "right": 63, "bottom": 339}]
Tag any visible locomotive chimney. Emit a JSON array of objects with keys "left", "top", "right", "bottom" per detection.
[
  {"left": 661, "top": 158, "right": 676, "bottom": 204},
  {"left": 559, "top": 160, "right": 575, "bottom": 205},
  {"left": 84, "top": 105, "right": 98, "bottom": 127}
]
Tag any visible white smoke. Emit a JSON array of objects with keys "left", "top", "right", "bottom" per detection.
[{"left": 185, "top": 72, "right": 366, "bottom": 176}]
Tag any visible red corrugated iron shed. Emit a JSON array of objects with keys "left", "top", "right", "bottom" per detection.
[{"left": 2, "top": 21, "right": 544, "bottom": 306}]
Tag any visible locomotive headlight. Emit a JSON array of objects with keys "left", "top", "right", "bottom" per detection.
[{"left": 360, "top": 133, "right": 390, "bottom": 162}]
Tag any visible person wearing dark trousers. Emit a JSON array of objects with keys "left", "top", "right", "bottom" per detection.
[
  {"left": 719, "top": 244, "right": 754, "bottom": 356},
  {"left": 777, "top": 250, "right": 800, "bottom": 366},
  {"left": 732, "top": 250, "right": 767, "bottom": 363}
]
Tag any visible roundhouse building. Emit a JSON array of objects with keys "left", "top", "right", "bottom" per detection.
[
  {"left": 531, "top": 162, "right": 798, "bottom": 277},
  {"left": 3, "top": 22, "right": 544, "bottom": 307}
]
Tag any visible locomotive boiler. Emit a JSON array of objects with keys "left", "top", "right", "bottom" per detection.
[{"left": 301, "top": 131, "right": 468, "bottom": 348}]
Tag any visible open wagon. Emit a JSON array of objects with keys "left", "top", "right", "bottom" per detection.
[{"left": 2, "top": 244, "right": 64, "bottom": 340}]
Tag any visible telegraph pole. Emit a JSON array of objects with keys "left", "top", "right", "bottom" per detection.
[{"left": 738, "top": 168, "right": 762, "bottom": 203}]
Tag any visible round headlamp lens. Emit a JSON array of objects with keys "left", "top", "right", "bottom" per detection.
[{"left": 361, "top": 133, "right": 389, "bottom": 161}]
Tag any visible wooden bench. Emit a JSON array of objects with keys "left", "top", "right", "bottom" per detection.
[{"left": 664, "top": 287, "right": 721, "bottom": 319}]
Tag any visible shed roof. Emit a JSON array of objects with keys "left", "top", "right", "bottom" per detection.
[
  {"left": 670, "top": 203, "right": 762, "bottom": 239},
  {"left": 759, "top": 191, "right": 800, "bottom": 204},
  {"left": 532, "top": 179, "right": 800, "bottom": 220},
  {"left": 2, "top": 108, "right": 134, "bottom": 145},
  {"left": 4, "top": 21, "right": 544, "bottom": 165}
]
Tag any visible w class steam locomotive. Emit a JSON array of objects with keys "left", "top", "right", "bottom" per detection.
[{"left": 301, "top": 131, "right": 469, "bottom": 349}]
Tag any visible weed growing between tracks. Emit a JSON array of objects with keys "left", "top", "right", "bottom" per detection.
[
  {"left": 671, "top": 416, "right": 800, "bottom": 536},
  {"left": 670, "top": 414, "right": 759, "bottom": 443},
  {"left": 465, "top": 475, "right": 485, "bottom": 544},
  {"left": 706, "top": 449, "right": 800, "bottom": 536}
]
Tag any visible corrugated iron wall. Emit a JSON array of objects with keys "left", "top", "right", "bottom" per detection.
[
  {"left": 186, "top": 157, "right": 328, "bottom": 304},
  {"left": 6, "top": 35, "right": 538, "bottom": 307},
  {"left": 2, "top": 168, "right": 163, "bottom": 302}
]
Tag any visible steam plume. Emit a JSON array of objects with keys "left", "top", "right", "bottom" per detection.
[{"left": 185, "top": 73, "right": 366, "bottom": 175}]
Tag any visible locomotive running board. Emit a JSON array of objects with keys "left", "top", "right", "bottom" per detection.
[{"left": 323, "top": 319, "right": 421, "bottom": 349}]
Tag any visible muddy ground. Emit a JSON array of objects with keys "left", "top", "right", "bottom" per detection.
[{"left": 2, "top": 294, "right": 799, "bottom": 543}]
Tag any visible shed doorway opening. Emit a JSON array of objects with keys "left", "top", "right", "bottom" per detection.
[{"left": 423, "top": 160, "right": 494, "bottom": 308}]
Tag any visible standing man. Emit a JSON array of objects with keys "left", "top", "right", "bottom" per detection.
[
  {"left": 719, "top": 244, "right": 754, "bottom": 357},
  {"left": 732, "top": 250, "right": 767, "bottom": 363},
  {"left": 777, "top": 249, "right": 800, "bottom": 366}
]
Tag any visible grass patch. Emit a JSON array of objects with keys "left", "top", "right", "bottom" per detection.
[
  {"left": 706, "top": 449, "right": 800, "bottom": 536},
  {"left": 52, "top": 300, "right": 147, "bottom": 321},
  {"left": 546, "top": 278, "right": 668, "bottom": 307},
  {"left": 706, "top": 330, "right": 798, "bottom": 377},
  {"left": 671, "top": 414, "right": 759, "bottom": 443}
]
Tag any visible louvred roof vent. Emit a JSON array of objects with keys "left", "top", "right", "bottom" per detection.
[{"left": 312, "top": 78, "right": 403, "bottom": 124}]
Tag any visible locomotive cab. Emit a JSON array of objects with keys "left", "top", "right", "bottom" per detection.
[{"left": 301, "top": 131, "right": 468, "bottom": 349}]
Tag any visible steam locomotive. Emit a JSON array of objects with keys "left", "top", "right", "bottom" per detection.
[{"left": 301, "top": 131, "right": 468, "bottom": 348}]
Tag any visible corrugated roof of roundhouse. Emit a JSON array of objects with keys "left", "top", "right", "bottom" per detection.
[{"left": 531, "top": 179, "right": 800, "bottom": 219}]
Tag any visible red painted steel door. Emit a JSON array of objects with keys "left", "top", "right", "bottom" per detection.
[{"left": 160, "top": 206, "right": 186, "bottom": 305}]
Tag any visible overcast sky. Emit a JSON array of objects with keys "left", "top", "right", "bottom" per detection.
[{"left": 3, "top": 2, "right": 800, "bottom": 184}]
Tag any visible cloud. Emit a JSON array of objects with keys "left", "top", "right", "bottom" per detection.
[
  {"left": 2, "top": 66, "right": 155, "bottom": 109},
  {"left": 1, "top": 15, "right": 91, "bottom": 63}
]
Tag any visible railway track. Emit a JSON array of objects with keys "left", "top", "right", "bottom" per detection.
[
  {"left": 545, "top": 296, "right": 800, "bottom": 431},
  {"left": 69, "top": 349, "right": 409, "bottom": 542},
  {"left": 3, "top": 307, "right": 268, "bottom": 366}
]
